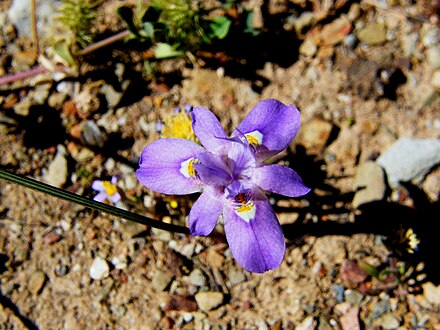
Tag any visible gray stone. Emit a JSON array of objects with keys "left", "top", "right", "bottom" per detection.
[
  {"left": 188, "top": 269, "right": 207, "bottom": 287},
  {"left": 31, "top": 86, "right": 50, "bottom": 105},
  {"left": 89, "top": 257, "right": 110, "bottom": 280},
  {"left": 422, "top": 282, "right": 440, "bottom": 306},
  {"left": 299, "top": 38, "right": 317, "bottom": 57},
  {"left": 293, "top": 117, "right": 334, "bottom": 154},
  {"left": 28, "top": 271, "right": 46, "bottom": 295},
  {"left": 118, "top": 220, "right": 148, "bottom": 238},
  {"left": 152, "top": 271, "right": 173, "bottom": 291},
  {"left": 427, "top": 46, "right": 440, "bottom": 69},
  {"left": 48, "top": 92, "right": 67, "bottom": 109},
  {"left": 96, "top": 280, "right": 114, "bottom": 302},
  {"left": 295, "top": 316, "right": 316, "bottom": 330},
  {"left": 14, "top": 247, "right": 28, "bottom": 263},
  {"left": 352, "top": 161, "right": 386, "bottom": 208},
  {"left": 431, "top": 70, "right": 440, "bottom": 89},
  {"left": 377, "top": 137, "right": 440, "bottom": 187},
  {"left": 228, "top": 269, "right": 246, "bottom": 285},
  {"left": 345, "top": 289, "right": 364, "bottom": 306},
  {"left": 8, "top": 0, "right": 59, "bottom": 38},
  {"left": 13, "top": 100, "right": 32, "bottom": 116},
  {"left": 44, "top": 145, "right": 68, "bottom": 188},
  {"left": 372, "top": 313, "right": 400, "bottom": 329},
  {"left": 371, "top": 300, "right": 391, "bottom": 320},
  {"left": 357, "top": 23, "right": 387, "bottom": 45},
  {"left": 195, "top": 291, "right": 224, "bottom": 312},
  {"left": 423, "top": 167, "right": 440, "bottom": 202},
  {"left": 318, "top": 316, "right": 333, "bottom": 330},
  {"left": 100, "top": 84, "right": 124, "bottom": 109},
  {"left": 293, "top": 12, "right": 315, "bottom": 34},
  {"left": 401, "top": 33, "right": 418, "bottom": 58},
  {"left": 110, "top": 304, "right": 127, "bottom": 317}
]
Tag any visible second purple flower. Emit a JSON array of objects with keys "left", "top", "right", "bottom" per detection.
[{"left": 136, "top": 99, "right": 310, "bottom": 273}]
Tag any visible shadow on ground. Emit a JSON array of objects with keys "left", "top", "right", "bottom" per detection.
[{"left": 279, "top": 147, "right": 440, "bottom": 285}]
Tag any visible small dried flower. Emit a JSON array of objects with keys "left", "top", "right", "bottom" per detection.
[{"left": 92, "top": 176, "right": 121, "bottom": 204}]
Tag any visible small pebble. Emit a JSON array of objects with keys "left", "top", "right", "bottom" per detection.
[
  {"left": 89, "top": 257, "right": 110, "bottom": 280},
  {"left": 195, "top": 292, "right": 224, "bottom": 312},
  {"left": 110, "top": 304, "right": 127, "bottom": 317},
  {"left": 152, "top": 271, "right": 173, "bottom": 291},
  {"left": 28, "top": 271, "right": 46, "bottom": 295},
  {"left": 332, "top": 284, "right": 345, "bottom": 303},
  {"left": 188, "top": 269, "right": 207, "bottom": 287},
  {"left": 111, "top": 255, "right": 128, "bottom": 270},
  {"left": 431, "top": 70, "right": 440, "bottom": 89},
  {"left": 96, "top": 280, "right": 114, "bottom": 302},
  {"left": 345, "top": 289, "right": 364, "bottom": 306},
  {"left": 55, "top": 263, "right": 69, "bottom": 276}
]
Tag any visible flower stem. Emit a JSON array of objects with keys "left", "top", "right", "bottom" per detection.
[
  {"left": 0, "top": 66, "right": 47, "bottom": 85},
  {"left": 0, "top": 168, "right": 190, "bottom": 234}
]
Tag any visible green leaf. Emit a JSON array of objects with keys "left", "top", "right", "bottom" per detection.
[
  {"left": 142, "top": 22, "right": 155, "bottom": 39},
  {"left": 209, "top": 16, "right": 231, "bottom": 40},
  {"left": 153, "top": 43, "right": 183, "bottom": 59},
  {"left": 358, "top": 261, "right": 380, "bottom": 279},
  {"left": 117, "top": 6, "right": 140, "bottom": 37},
  {"left": 53, "top": 40, "right": 75, "bottom": 66}
]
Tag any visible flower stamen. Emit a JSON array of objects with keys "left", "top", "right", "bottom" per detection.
[
  {"left": 244, "top": 130, "right": 263, "bottom": 147},
  {"left": 180, "top": 157, "right": 200, "bottom": 178},
  {"left": 232, "top": 191, "right": 256, "bottom": 222}
]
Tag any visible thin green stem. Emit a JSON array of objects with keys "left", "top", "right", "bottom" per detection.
[{"left": 0, "top": 168, "right": 190, "bottom": 235}]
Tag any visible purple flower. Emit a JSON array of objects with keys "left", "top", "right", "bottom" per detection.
[
  {"left": 92, "top": 176, "right": 122, "bottom": 204},
  {"left": 136, "top": 99, "right": 310, "bottom": 273}
]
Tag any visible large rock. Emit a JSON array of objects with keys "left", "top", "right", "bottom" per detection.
[
  {"left": 8, "top": 0, "right": 59, "bottom": 38},
  {"left": 377, "top": 137, "right": 440, "bottom": 187},
  {"left": 352, "top": 161, "right": 387, "bottom": 208}
]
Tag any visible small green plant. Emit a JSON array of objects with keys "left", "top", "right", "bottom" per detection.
[
  {"left": 57, "top": 0, "right": 100, "bottom": 49},
  {"left": 118, "top": 0, "right": 231, "bottom": 58}
]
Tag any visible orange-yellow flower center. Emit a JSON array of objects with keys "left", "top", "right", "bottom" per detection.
[{"left": 103, "top": 181, "right": 117, "bottom": 196}]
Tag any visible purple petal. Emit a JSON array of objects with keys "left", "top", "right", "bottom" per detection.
[
  {"left": 110, "top": 192, "right": 122, "bottom": 204},
  {"left": 253, "top": 164, "right": 310, "bottom": 197},
  {"left": 223, "top": 192, "right": 285, "bottom": 273},
  {"left": 194, "top": 152, "right": 232, "bottom": 186},
  {"left": 191, "top": 107, "right": 229, "bottom": 153},
  {"left": 93, "top": 192, "right": 108, "bottom": 202},
  {"left": 227, "top": 141, "right": 256, "bottom": 179},
  {"left": 232, "top": 99, "right": 301, "bottom": 160},
  {"left": 136, "top": 138, "right": 205, "bottom": 195},
  {"left": 92, "top": 180, "right": 104, "bottom": 191},
  {"left": 188, "top": 187, "right": 223, "bottom": 236}
]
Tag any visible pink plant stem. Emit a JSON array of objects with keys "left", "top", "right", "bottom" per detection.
[
  {"left": 79, "top": 30, "right": 129, "bottom": 56},
  {"left": 0, "top": 66, "right": 47, "bottom": 85},
  {"left": 0, "top": 30, "right": 130, "bottom": 86}
]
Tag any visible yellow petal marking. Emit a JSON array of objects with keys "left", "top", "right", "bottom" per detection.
[
  {"left": 234, "top": 193, "right": 256, "bottom": 222},
  {"left": 180, "top": 158, "right": 199, "bottom": 178}
]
